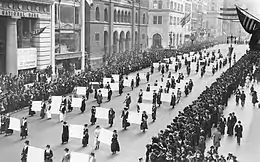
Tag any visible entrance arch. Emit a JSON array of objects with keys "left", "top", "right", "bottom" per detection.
[
  {"left": 125, "top": 31, "right": 130, "bottom": 51},
  {"left": 152, "top": 33, "right": 162, "bottom": 48},
  {"left": 119, "top": 31, "right": 125, "bottom": 53},
  {"left": 113, "top": 31, "right": 118, "bottom": 53},
  {"left": 104, "top": 31, "right": 108, "bottom": 56}
]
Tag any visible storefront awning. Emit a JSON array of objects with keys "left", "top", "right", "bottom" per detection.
[{"left": 16, "top": 0, "right": 54, "bottom": 4}]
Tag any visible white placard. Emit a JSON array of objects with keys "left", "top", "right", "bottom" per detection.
[
  {"left": 96, "top": 107, "right": 109, "bottom": 119},
  {"left": 98, "top": 128, "right": 113, "bottom": 145},
  {"left": 169, "top": 64, "right": 175, "bottom": 70},
  {"left": 161, "top": 93, "right": 171, "bottom": 102},
  {"left": 170, "top": 57, "right": 175, "bottom": 62},
  {"left": 176, "top": 82, "right": 186, "bottom": 92},
  {"left": 71, "top": 152, "right": 90, "bottom": 162},
  {"left": 187, "top": 57, "right": 192, "bottom": 62},
  {"left": 31, "top": 101, "right": 42, "bottom": 111},
  {"left": 190, "top": 52, "right": 195, "bottom": 55},
  {"left": 9, "top": 117, "right": 20, "bottom": 131},
  {"left": 183, "top": 54, "right": 189, "bottom": 58},
  {"left": 76, "top": 87, "right": 86, "bottom": 96},
  {"left": 191, "top": 63, "right": 197, "bottom": 71},
  {"left": 168, "top": 88, "right": 175, "bottom": 94},
  {"left": 153, "top": 63, "right": 159, "bottom": 68},
  {"left": 139, "top": 73, "right": 146, "bottom": 80},
  {"left": 69, "top": 124, "right": 84, "bottom": 139},
  {"left": 123, "top": 79, "right": 131, "bottom": 87},
  {"left": 72, "top": 98, "right": 82, "bottom": 108},
  {"left": 112, "top": 75, "right": 119, "bottom": 82},
  {"left": 142, "top": 92, "right": 153, "bottom": 101},
  {"left": 28, "top": 146, "right": 44, "bottom": 162},
  {"left": 110, "top": 83, "right": 119, "bottom": 91},
  {"left": 103, "top": 78, "right": 112, "bottom": 85},
  {"left": 24, "top": 83, "right": 34, "bottom": 89},
  {"left": 98, "top": 88, "right": 109, "bottom": 97},
  {"left": 139, "top": 103, "right": 153, "bottom": 114},
  {"left": 128, "top": 111, "right": 142, "bottom": 125},
  {"left": 17, "top": 48, "right": 37, "bottom": 70},
  {"left": 51, "top": 96, "right": 62, "bottom": 114}
]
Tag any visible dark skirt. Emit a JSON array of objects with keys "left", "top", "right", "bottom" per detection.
[
  {"left": 111, "top": 141, "right": 120, "bottom": 152},
  {"left": 90, "top": 115, "right": 97, "bottom": 123},
  {"left": 20, "top": 128, "right": 28, "bottom": 137},
  {"left": 82, "top": 135, "right": 89, "bottom": 146},
  {"left": 140, "top": 121, "right": 148, "bottom": 130},
  {"left": 62, "top": 133, "right": 69, "bottom": 143}
]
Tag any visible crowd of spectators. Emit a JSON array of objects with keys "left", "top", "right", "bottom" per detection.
[{"left": 145, "top": 50, "right": 259, "bottom": 161}]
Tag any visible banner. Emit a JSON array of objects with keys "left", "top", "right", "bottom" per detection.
[
  {"left": 112, "top": 74, "right": 119, "bottom": 82},
  {"left": 142, "top": 92, "right": 153, "bottom": 101},
  {"left": 71, "top": 152, "right": 90, "bottom": 162},
  {"left": 28, "top": 146, "right": 44, "bottom": 162},
  {"left": 191, "top": 63, "right": 197, "bottom": 71},
  {"left": 71, "top": 98, "right": 82, "bottom": 108},
  {"left": 110, "top": 83, "right": 119, "bottom": 91},
  {"left": 123, "top": 79, "right": 131, "bottom": 87},
  {"left": 69, "top": 124, "right": 84, "bottom": 139},
  {"left": 153, "top": 63, "right": 159, "bottom": 68},
  {"left": 31, "top": 101, "right": 42, "bottom": 111},
  {"left": 9, "top": 117, "right": 20, "bottom": 131},
  {"left": 95, "top": 107, "right": 109, "bottom": 119},
  {"left": 161, "top": 93, "right": 171, "bottom": 102},
  {"left": 17, "top": 48, "right": 37, "bottom": 70},
  {"left": 139, "top": 103, "right": 153, "bottom": 114},
  {"left": 76, "top": 87, "right": 86, "bottom": 96},
  {"left": 128, "top": 111, "right": 142, "bottom": 125},
  {"left": 139, "top": 73, "right": 146, "bottom": 80},
  {"left": 98, "top": 128, "right": 113, "bottom": 145},
  {"left": 51, "top": 96, "right": 62, "bottom": 114}
]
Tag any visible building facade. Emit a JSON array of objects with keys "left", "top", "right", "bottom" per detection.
[
  {"left": 0, "top": 0, "right": 52, "bottom": 74},
  {"left": 85, "top": 0, "right": 149, "bottom": 68},
  {"left": 148, "top": 0, "right": 185, "bottom": 49}
]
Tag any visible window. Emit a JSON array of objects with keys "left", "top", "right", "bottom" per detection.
[
  {"left": 177, "top": 3, "right": 180, "bottom": 11},
  {"left": 128, "top": 12, "right": 131, "bottom": 23},
  {"left": 158, "top": 16, "right": 162, "bottom": 24},
  {"left": 181, "top": 4, "right": 183, "bottom": 12},
  {"left": 174, "top": 2, "right": 177, "bottom": 10},
  {"left": 153, "top": 0, "right": 158, "bottom": 9},
  {"left": 75, "top": 7, "right": 80, "bottom": 24},
  {"left": 143, "top": 13, "right": 146, "bottom": 24},
  {"left": 95, "top": 7, "right": 100, "bottom": 21},
  {"left": 177, "top": 17, "right": 179, "bottom": 25},
  {"left": 125, "top": 11, "right": 128, "bottom": 22},
  {"left": 55, "top": 31, "right": 80, "bottom": 54},
  {"left": 104, "top": 8, "right": 108, "bottom": 22},
  {"left": 173, "top": 17, "right": 176, "bottom": 25},
  {"left": 142, "top": 34, "right": 145, "bottom": 39},
  {"left": 114, "top": 10, "right": 117, "bottom": 22},
  {"left": 95, "top": 33, "right": 100, "bottom": 41},
  {"left": 170, "top": 2, "right": 173, "bottom": 9},
  {"left": 158, "top": 0, "right": 163, "bottom": 9},
  {"left": 170, "top": 16, "right": 173, "bottom": 25},
  {"left": 153, "top": 16, "right": 157, "bottom": 24},
  {"left": 135, "top": 12, "right": 138, "bottom": 23},
  {"left": 121, "top": 11, "right": 124, "bottom": 22}
]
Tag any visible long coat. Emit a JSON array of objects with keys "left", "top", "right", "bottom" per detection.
[
  {"left": 44, "top": 149, "right": 53, "bottom": 162},
  {"left": 111, "top": 134, "right": 120, "bottom": 152},
  {"left": 108, "top": 109, "right": 115, "bottom": 125},
  {"left": 21, "top": 146, "right": 28, "bottom": 162},
  {"left": 61, "top": 154, "right": 70, "bottom": 162},
  {"left": 82, "top": 128, "right": 89, "bottom": 146},
  {"left": 62, "top": 125, "right": 69, "bottom": 143},
  {"left": 20, "top": 121, "right": 28, "bottom": 137},
  {"left": 235, "top": 124, "right": 243, "bottom": 138}
]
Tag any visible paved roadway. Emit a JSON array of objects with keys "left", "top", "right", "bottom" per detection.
[
  {"left": 0, "top": 44, "right": 247, "bottom": 162},
  {"left": 206, "top": 74, "right": 260, "bottom": 161}
]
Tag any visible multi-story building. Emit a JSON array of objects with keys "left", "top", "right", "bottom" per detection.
[
  {"left": 184, "top": 0, "right": 192, "bottom": 41},
  {"left": 0, "top": 0, "right": 52, "bottom": 74},
  {"left": 85, "top": 0, "right": 149, "bottom": 68},
  {"left": 148, "top": 0, "right": 185, "bottom": 49}
]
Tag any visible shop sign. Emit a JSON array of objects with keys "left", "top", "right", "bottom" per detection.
[
  {"left": 17, "top": 48, "right": 37, "bottom": 70},
  {"left": 0, "top": 9, "right": 39, "bottom": 18}
]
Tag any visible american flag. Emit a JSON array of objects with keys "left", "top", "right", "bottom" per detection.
[
  {"left": 236, "top": 6, "right": 260, "bottom": 34},
  {"left": 180, "top": 13, "right": 191, "bottom": 27}
]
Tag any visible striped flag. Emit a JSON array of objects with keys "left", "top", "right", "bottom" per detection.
[
  {"left": 30, "top": 27, "right": 47, "bottom": 37},
  {"left": 180, "top": 13, "right": 191, "bottom": 27},
  {"left": 236, "top": 6, "right": 260, "bottom": 34}
]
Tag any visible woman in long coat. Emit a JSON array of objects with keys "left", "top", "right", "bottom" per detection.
[
  {"left": 252, "top": 90, "right": 258, "bottom": 106},
  {"left": 157, "top": 92, "right": 162, "bottom": 107},
  {"left": 121, "top": 108, "right": 129, "bottom": 130},
  {"left": 90, "top": 106, "right": 97, "bottom": 125},
  {"left": 80, "top": 96, "right": 86, "bottom": 113},
  {"left": 137, "top": 89, "right": 143, "bottom": 103},
  {"left": 170, "top": 92, "right": 176, "bottom": 108},
  {"left": 44, "top": 145, "right": 53, "bottom": 162},
  {"left": 111, "top": 130, "right": 120, "bottom": 154},
  {"left": 20, "top": 117, "right": 28, "bottom": 139},
  {"left": 108, "top": 108, "right": 115, "bottom": 127},
  {"left": 40, "top": 99, "right": 46, "bottom": 119},
  {"left": 140, "top": 111, "right": 148, "bottom": 132},
  {"left": 97, "top": 90, "right": 103, "bottom": 106},
  {"left": 152, "top": 105, "right": 157, "bottom": 122},
  {"left": 61, "top": 122, "right": 69, "bottom": 144},
  {"left": 82, "top": 124, "right": 89, "bottom": 147}
]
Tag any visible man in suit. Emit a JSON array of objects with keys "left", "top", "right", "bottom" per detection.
[
  {"left": 21, "top": 140, "right": 29, "bottom": 162},
  {"left": 61, "top": 148, "right": 70, "bottom": 162},
  {"left": 235, "top": 121, "right": 243, "bottom": 145}
]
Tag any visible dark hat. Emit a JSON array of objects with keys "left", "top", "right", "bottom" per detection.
[
  {"left": 113, "top": 130, "right": 117, "bottom": 133},
  {"left": 25, "top": 140, "right": 29, "bottom": 145},
  {"left": 238, "top": 121, "right": 241, "bottom": 123},
  {"left": 46, "top": 145, "right": 50, "bottom": 148},
  {"left": 124, "top": 107, "right": 128, "bottom": 110},
  {"left": 64, "top": 148, "right": 69, "bottom": 152}
]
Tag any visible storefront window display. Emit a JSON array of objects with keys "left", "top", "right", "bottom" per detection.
[{"left": 55, "top": 31, "right": 80, "bottom": 53}]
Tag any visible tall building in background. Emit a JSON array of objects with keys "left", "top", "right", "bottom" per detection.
[
  {"left": 148, "top": 0, "right": 185, "bottom": 49},
  {"left": 191, "top": 0, "right": 207, "bottom": 37},
  {"left": 184, "top": 0, "right": 192, "bottom": 41},
  {"left": 85, "top": 0, "right": 149, "bottom": 68}
]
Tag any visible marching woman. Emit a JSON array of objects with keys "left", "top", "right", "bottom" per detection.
[
  {"left": 121, "top": 108, "right": 129, "bottom": 130},
  {"left": 94, "top": 125, "right": 101, "bottom": 150},
  {"left": 146, "top": 84, "right": 151, "bottom": 92},
  {"left": 90, "top": 106, "right": 97, "bottom": 125},
  {"left": 150, "top": 64, "right": 154, "bottom": 74},
  {"left": 44, "top": 145, "right": 54, "bottom": 162},
  {"left": 97, "top": 90, "right": 103, "bottom": 106},
  {"left": 82, "top": 124, "right": 89, "bottom": 147},
  {"left": 131, "top": 79, "right": 134, "bottom": 90},
  {"left": 40, "top": 99, "right": 46, "bottom": 119},
  {"left": 140, "top": 111, "right": 148, "bottom": 132},
  {"left": 136, "top": 73, "right": 140, "bottom": 87},
  {"left": 152, "top": 105, "right": 157, "bottom": 122},
  {"left": 20, "top": 117, "right": 28, "bottom": 139},
  {"left": 124, "top": 93, "right": 131, "bottom": 109},
  {"left": 21, "top": 140, "right": 29, "bottom": 162},
  {"left": 46, "top": 101, "right": 52, "bottom": 120},
  {"left": 67, "top": 96, "right": 72, "bottom": 112},
  {"left": 138, "top": 89, "right": 143, "bottom": 104},
  {"left": 111, "top": 130, "right": 120, "bottom": 154},
  {"left": 59, "top": 103, "right": 66, "bottom": 122},
  {"left": 252, "top": 90, "right": 258, "bottom": 106},
  {"left": 176, "top": 88, "right": 181, "bottom": 104},
  {"left": 61, "top": 122, "right": 69, "bottom": 144},
  {"left": 146, "top": 72, "right": 150, "bottom": 82},
  {"left": 157, "top": 92, "right": 162, "bottom": 107},
  {"left": 108, "top": 108, "right": 115, "bottom": 127},
  {"left": 107, "top": 87, "right": 112, "bottom": 102},
  {"left": 119, "top": 80, "right": 123, "bottom": 96},
  {"left": 152, "top": 90, "right": 157, "bottom": 107},
  {"left": 80, "top": 96, "right": 86, "bottom": 113},
  {"left": 170, "top": 92, "right": 176, "bottom": 109}
]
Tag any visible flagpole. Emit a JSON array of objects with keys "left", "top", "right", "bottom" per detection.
[
  {"left": 81, "top": 0, "right": 86, "bottom": 71},
  {"left": 51, "top": 2, "right": 56, "bottom": 79}
]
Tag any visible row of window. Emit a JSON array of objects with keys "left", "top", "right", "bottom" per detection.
[
  {"left": 169, "top": 16, "right": 182, "bottom": 25},
  {"left": 95, "top": 7, "right": 147, "bottom": 24},
  {"left": 94, "top": 32, "right": 146, "bottom": 41},
  {"left": 153, "top": 16, "right": 163, "bottom": 24},
  {"left": 153, "top": 0, "right": 184, "bottom": 13}
]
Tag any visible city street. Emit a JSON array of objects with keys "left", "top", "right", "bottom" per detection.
[{"left": 0, "top": 45, "right": 247, "bottom": 162}]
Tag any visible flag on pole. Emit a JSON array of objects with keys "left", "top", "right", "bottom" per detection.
[
  {"left": 30, "top": 27, "right": 47, "bottom": 37},
  {"left": 86, "top": 0, "right": 93, "bottom": 6},
  {"left": 180, "top": 13, "right": 191, "bottom": 27},
  {"left": 236, "top": 6, "right": 260, "bottom": 34}
]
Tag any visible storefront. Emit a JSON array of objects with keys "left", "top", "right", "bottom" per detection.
[{"left": 0, "top": 0, "right": 52, "bottom": 74}]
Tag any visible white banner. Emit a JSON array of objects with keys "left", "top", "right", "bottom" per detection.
[
  {"left": 123, "top": 79, "right": 131, "bottom": 87},
  {"left": 110, "top": 83, "right": 119, "bottom": 91},
  {"left": 31, "top": 101, "right": 42, "bottom": 111},
  {"left": 153, "top": 63, "right": 159, "bottom": 68},
  {"left": 191, "top": 63, "right": 197, "bottom": 71},
  {"left": 72, "top": 98, "right": 82, "bottom": 108},
  {"left": 139, "top": 73, "right": 146, "bottom": 80},
  {"left": 9, "top": 117, "right": 20, "bottom": 131},
  {"left": 139, "top": 103, "right": 153, "bottom": 114},
  {"left": 17, "top": 48, "right": 37, "bottom": 70},
  {"left": 98, "top": 88, "right": 109, "bottom": 97},
  {"left": 28, "top": 146, "right": 44, "bottom": 162},
  {"left": 95, "top": 107, "right": 109, "bottom": 120},
  {"left": 142, "top": 92, "right": 153, "bottom": 101},
  {"left": 161, "top": 93, "right": 171, "bottom": 102},
  {"left": 98, "top": 128, "right": 113, "bottom": 145},
  {"left": 112, "top": 74, "right": 119, "bottom": 82},
  {"left": 71, "top": 152, "right": 90, "bottom": 162},
  {"left": 76, "top": 87, "right": 86, "bottom": 96},
  {"left": 51, "top": 96, "right": 62, "bottom": 114},
  {"left": 69, "top": 124, "right": 84, "bottom": 139},
  {"left": 128, "top": 111, "right": 142, "bottom": 125}
]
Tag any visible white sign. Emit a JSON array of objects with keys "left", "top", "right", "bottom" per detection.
[
  {"left": 71, "top": 152, "right": 90, "bottom": 162},
  {"left": 112, "top": 74, "right": 119, "bottom": 82},
  {"left": 128, "top": 111, "right": 142, "bottom": 125},
  {"left": 28, "top": 146, "right": 44, "bottom": 162},
  {"left": 76, "top": 87, "right": 86, "bottom": 96},
  {"left": 123, "top": 79, "right": 131, "bottom": 87},
  {"left": 110, "top": 83, "right": 119, "bottom": 91},
  {"left": 51, "top": 96, "right": 62, "bottom": 114},
  {"left": 161, "top": 93, "right": 171, "bottom": 102},
  {"left": 31, "top": 101, "right": 42, "bottom": 111},
  {"left": 9, "top": 117, "right": 20, "bottom": 131},
  {"left": 96, "top": 107, "right": 109, "bottom": 120},
  {"left": 98, "top": 88, "right": 109, "bottom": 97},
  {"left": 17, "top": 48, "right": 37, "bottom": 70},
  {"left": 139, "top": 103, "right": 153, "bottom": 114},
  {"left": 139, "top": 73, "right": 146, "bottom": 80},
  {"left": 69, "top": 124, "right": 84, "bottom": 139},
  {"left": 98, "top": 128, "right": 113, "bottom": 145},
  {"left": 72, "top": 98, "right": 82, "bottom": 108},
  {"left": 143, "top": 92, "right": 153, "bottom": 101}
]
